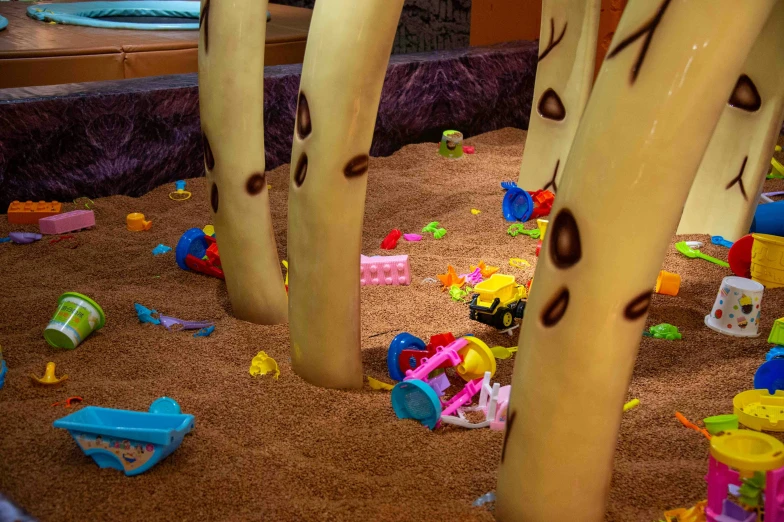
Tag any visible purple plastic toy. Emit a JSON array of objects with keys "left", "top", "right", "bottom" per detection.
[
  {"left": 39, "top": 210, "right": 95, "bottom": 235},
  {"left": 159, "top": 315, "right": 214, "bottom": 331},
  {"left": 9, "top": 232, "right": 42, "bottom": 244}
]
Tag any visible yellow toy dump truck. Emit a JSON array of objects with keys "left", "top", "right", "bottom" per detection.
[{"left": 469, "top": 274, "right": 527, "bottom": 329}]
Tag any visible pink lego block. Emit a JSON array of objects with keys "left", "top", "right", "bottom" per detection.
[
  {"left": 360, "top": 254, "right": 410, "bottom": 286},
  {"left": 39, "top": 210, "right": 95, "bottom": 235}
]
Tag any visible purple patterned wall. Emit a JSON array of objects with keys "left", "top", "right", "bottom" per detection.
[{"left": 0, "top": 42, "right": 537, "bottom": 210}]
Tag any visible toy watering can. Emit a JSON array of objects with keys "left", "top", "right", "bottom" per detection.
[{"left": 127, "top": 213, "right": 152, "bottom": 232}]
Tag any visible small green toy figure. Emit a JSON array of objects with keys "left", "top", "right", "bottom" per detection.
[
  {"left": 644, "top": 323, "right": 682, "bottom": 340},
  {"left": 449, "top": 284, "right": 472, "bottom": 303},
  {"left": 507, "top": 224, "right": 540, "bottom": 239},
  {"left": 738, "top": 471, "right": 764, "bottom": 509}
]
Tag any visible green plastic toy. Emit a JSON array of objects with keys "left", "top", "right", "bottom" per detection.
[
  {"left": 433, "top": 227, "right": 447, "bottom": 239},
  {"left": 769, "top": 317, "right": 784, "bottom": 345},
  {"left": 507, "top": 224, "right": 540, "bottom": 239},
  {"left": 422, "top": 221, "right": 440, "bottom": 234},
  {"left": 643, "top": 323, "right": 682, "bottom": 340},
  {"left": 449, "top": 284, "right": 471, "bottom": 302},
  {"left": 675, "top": 241, "right": 729, "bottom": 268}
]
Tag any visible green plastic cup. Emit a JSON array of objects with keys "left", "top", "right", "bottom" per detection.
[
  {"left": 44, "top": 292, "right": 106, "bottom": 349},
  {"left": 703, "top": 414, "right": 739, "bottom": 435},
  {"left": 439, "top": 130, "right": 464, "bottom": 159}
]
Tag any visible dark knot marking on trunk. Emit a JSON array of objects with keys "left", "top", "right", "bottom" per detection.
[
  {"left": 549, "top": 208, "right": 582, "bottom": 268},
  {"left": 246, "top": 173, "right": 266, "bottom": 195},
  {"left": 538, "top": 88, "right": 566, "bottom": 121},
  {"left": 210, "top": 182, "right": 219, "bottom": 213},
  {"left": 541, "top": 287, "right": 570, "bottom": 327},
  {"left": 606, "top": 0, "right": 672, "bottom": 84},
  {"left": 202, "top": 131, "right": 215, "bottom": 171},
  {"left": 729, "top": 75, "right": 761, "bottom": 112},
  {"left": 200, "top": 0, "right": 210, "bottom": 53},
  {"left": 293, "top": 153, "right": 308, "bottom": 187},
  {"left": 624, "top": 291, "right": 652, "bottom": 320},
  {"left": 725, "top": 156, "right": 749, "bottom": 201},
  {"left": 344, "top": 154, "right": 370, "bottom": 178},
  {"left": 543, "top": 160, "right": 559, "bottom": 194},
  {"left": 538, "top": 18, "right": 567, "bottom": 63},
  {"left": 296, "top": 91, "right": 312, "bottom": 140}
]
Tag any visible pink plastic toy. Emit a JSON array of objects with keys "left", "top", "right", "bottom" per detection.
[
  {"left": 440, "top": 371, "right": 511, "bottom": 430},
  {"left": 403, "top": 337, "right": 466, "bottom": 381},
  {"left": 360, "top": 254, "right": 410, "bottom": 286},
  {"left": 403, "top": 233, "right": 422, "bottom": 242},
  {"left": 39, "top": 210, "right": 95, "bottom": 235}
]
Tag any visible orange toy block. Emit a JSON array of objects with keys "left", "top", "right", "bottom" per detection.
[{"left": 7, "top": 201, "right": 62, "bottom": 225}]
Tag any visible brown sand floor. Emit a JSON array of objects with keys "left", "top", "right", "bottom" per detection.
[{"left": 1, "top": 128, "right": 783, "bottom": 522}]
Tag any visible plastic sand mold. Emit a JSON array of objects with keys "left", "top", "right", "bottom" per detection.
[
  {"left": 367, "top": 376, "right": 394, "bottom": 391},
  {"left": 734, "top": 389, "right": 784, "bottom": 431},
  {"left": 249, "top": 351, "right": 280, "bottom": 380}
]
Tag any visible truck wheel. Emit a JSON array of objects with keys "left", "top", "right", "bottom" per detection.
[
  {"left": 515, "top": 300, "right": 526, "bottom": 319},
  {"left": 495, "top": 308, "right": 514, "bottom": 329}
]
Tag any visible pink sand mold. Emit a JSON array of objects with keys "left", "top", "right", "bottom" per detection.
[
  {"left": 39, "top": 210, "right": 95, "bottom": 235},
  {"left": 403, "top": 233, "right": 422, "bottom": 242},
  {"left": 360, "top": 254, "right": 410, "bottom": 286}
]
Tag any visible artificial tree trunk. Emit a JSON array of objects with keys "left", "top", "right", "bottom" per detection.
[
  {"left": 198, "top": 0, "right": 288, "bottom": 324},
  {"left": 287, "top": 0, "right": 404, "bottom": 389},
  {"left": 496, "top": 1, "right": 776, "bottom": 520},
  {"left": 677, "top": 1, "right": 784, "bottom": 241},
  {"left": 516, "top": 0, "right": 600, "bottom": 192}
]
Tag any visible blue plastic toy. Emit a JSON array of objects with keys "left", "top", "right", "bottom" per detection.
[
  {"left": 0, "top": 237, "right": 9, "bottom": 244},
  {"left": 501, "top": 181, "right": 534, "bottom": 222},
  {"left": 176, "top": 228, "right": 209, "bottom": 270},
  {"left": 711, "top": 236, "right": 734, "bottom": 248},
  {"left": 193, "top": 325, "right": 215, "bottom": 338},
  {"left": 750, "top": 200, "right": 784, "bottom": 237},
  {"left": 387, "top": 332, "right": 426, "bottom": 381},
  {"left": 754, "top": 359, "right": 784, "bottom": 394},
  {"left": 0, "top": 14, "right": 7, "bottom": 32},
  {"left": 53, "top": 397, "right": 194, "bottom": 476},
  {"left": 390, "top": 380, "right": 442, "bottom": 430},
  {"left": 26, "top": 2, "right": 200, "bottom": 30},
  {"left": 135, "top": 303, "right": 161, "bottom": 325},
  {"left": 767, "top": 346, "right": 784, "bottom": 361},
  {"left": 0, "top": 360, "right": 7, "bottom": 390},
  {"left": 152, "top": 244, "right": 172, "bottom": 256}
]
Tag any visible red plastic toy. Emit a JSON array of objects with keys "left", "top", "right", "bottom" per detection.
[
  {"left": 528, "top": 190, "right": 555, "bottom": 219},
  {"left": 728, "top": 234, "right": 754, "bottom": 278},
  {"left": 396, "top": 332, "right": 457, "bottom": 376},
  {"left": 380, "top": 229, "right": 402, "bottom": 250}
]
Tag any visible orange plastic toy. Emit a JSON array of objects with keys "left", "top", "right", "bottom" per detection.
[
  {"left": 470, "top": 260, "right": 499, "bottom": 279},
  {"left": 656, "top": 270, "right": 681, "bottom": 296},
  {"left": 437, "top": 265, "right": 465, "bottom": 290},
  {"left": 675, "top": 411, "right": 712, "bottom": 440},
  {"left": 529, "top": 190, "right": 555, "bottom": 219},
  {"left": 7, "top": 201, "right": 62, "bottom": 224}
]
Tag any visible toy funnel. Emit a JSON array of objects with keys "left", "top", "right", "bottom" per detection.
[
  {"left": 31, "top": 362, "right": 68, "bottom": 385},
  {"left": 456, "top": 337, "right": 496, "bottom": 381}
]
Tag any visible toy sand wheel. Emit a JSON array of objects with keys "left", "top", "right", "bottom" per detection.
[
  {"left": 387, "top": 332, "right": 426, "bottom": 381},
  {"left": 495, "top": 308, "right": 514, "bottom": 329},
  {"left": 456, "top": 336, "right": 496, "bottom": 381}
]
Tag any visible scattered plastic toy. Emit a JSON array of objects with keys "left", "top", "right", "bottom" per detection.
[
  {"left": 654, "top": 270, "right": 681, "bottom": 296},
  {"left": 464, "top": 146, "right": 476, "bottom": 155},
  {"left": 169, "top": 180, "right": 192, "bottom": 201},
  {"left": 281, "top": 260, "right": 289, "bottom": 291},
  {"left": 360, "top": 254, "right": 411, "bottom": 286},
  {"left": 643, "top": 323, "right": 682, "bottom": 340},
  {"left": 470, "top": 208, "right": 481, "bottom": 215},
  {"left": 52, "top": 396, "right": 83, "bottom": 408},
  {"left": 449, "top": 284, "right": 472, "bottom": 302},
  {"left": 44, "top": 292, "right": 105, "bottom": 350},
  {"left": 754, "top": 359, "right": 784, "bottom": 393},
  {"left": 662, "top": 500, "right": 706, "bottom": 522},
  {"left": 135, "top": 303, "right": 161, "bottom": 325},
  {"left": 470, "top": 261, "right": 499, "bottom": 279},
  {"left": 203, "top": 225, "right": 215, "bottom": 236},
  {"left": 769, "top": 145, "right": 784, "bottom": 179},
  {"left": 437, "top": 265, "right": 465, "bottom": 290},
  {"left": 623, "top": 399, "right": 640, "bottom": 412},
  {"left": 193, "top": 325, "right": 215, "bottom": 337},
  {"left": 507, "top": 223, "right": 540, "bottom": 238},
  {"left": 126, "top": 212, "right": 152, "bottom": 232},
  {"left": 49, "top": 235, "right": 75, "bottom": 245},
  {"left": 537, "top": 218, "right": 549, "bottom": 240},
  {"left": 9, "top": 232, "right": 42, "bottom": 244},
  {"left": 770, "top": 317, "right": 784, "bottom": 345},
  {"left": 30, "top": 362, "right": 68, "bottom": 385},
  {"left": 508, "top": 258, "right": 530, "bottom": 268},
  {"left": 461, "top": 268, "right": 483, "bottom": 285},
  {"left": 159, "top": 316, "right": 214, "bottom": 331},
  {"left": 438, "top": 130, "right": 464, "bottom": 159},
  {"left": 0, "top": 346, "right": 6, "bottom": 390},
  {"left": 73, "top": 197, "right": 94, "bottom": 209},
  {"left": 528, "top": 189, "right": 555, "bottom": 219},
  {"left": 469, "top": 274, "right": 527, "bottom": 329},
  {"left": 422, "top": 221, "right": 440, "bottom": 234},
  {"left": 767, "top": 346, "right": 784, "bottom": 361},
  {"left": 440, "top": 371, "right": 510, "bottom": 430},
  {"left": 7, "top": 200, "right": 61, "bottom": 224},
  {"left": 176, "top": 228, "right": 224, "bottom": 279},
  {"left": 249, "top": 351, "right": 280, "bottom": 379},
  {"left": 367, "top": 376, "right": 394, "bottom": 391},
  {"left": 675, "top": 241, "right": 730, "bottom": 267},
  {"left": 728, "top": 234, "right": 754, "bottom": 278},
  {"left": 501, "top": 181, "right": 534, "bottom": 222},
  {"left": 433, "top": 227, "right": 447, "bottom": 239},
  {"left": 380, "top": 229, "right": 402, "bottom": 249},
  {"left": 711, "top": 235, "right": 734, "bottom": 248},
  {"left": 0, "top": 237, "right": 10, "bottom": 244},
  {"left": 152, "top": 244, "right": 172, "bottom": 256},
  {"left": 702, "top": 414, "right": 738, "bottom": 435},
  {"left": 403, "top": 233, "right": 422, "bottom": 241},
  {"left": 421, "top": 277, "right": 438, "bottom": 284},
  {"left": 490, "top": 345, "right": 518, "bottom": 359},
  {"left": 473, "top": 492, "right": 496, "bottom": 507},
  {"left": 733, "top": 389, "right": 784, "bottom": 431},
  {"left": 705, "top": 276, "right": 764, "bottom": 338},
  {"left": 40, "top": 210, "right": 95, "bottom": 235},
  {"left": 675, "top": 411, "right": 711, "bottom": 440},
  {"left": 53, "top": 397, "right": 194, "bottom": 476}
]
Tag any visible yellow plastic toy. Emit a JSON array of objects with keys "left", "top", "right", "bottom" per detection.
[
  {"left": 470, "top": 208, "right": 481, "bottom": 215},
  {"left": 202, "top": 225, "right": 215, "bottom": 236},
  {"left": 249, "top": 351, "right": 280, "bottom": 380},
  {"left": 509, "top": 258, "right": 530, "bottom": 268},
  {"left": 771, "top": 145, "right": 784, "bottom": 177},
  {"left": 536, "top": 218, "right": 549, "bottom": 240},
  {"left": 281, "top": 260, "right": 289, "bottom": 288},
  {"left": 623, "top": 399, "right": 640, "bottom": 412},
  {"left": 367, "top": 376, "right": 394, "bottom": 391},
  {"left": 710, "top": 429, "right": 784, "bottom": 472},
  {"left": 469, "top": 273, "right": 528, "bottom": 329},
  {"left": 456, "top": 336, "right": 496, "bottom": 381},
  {"left": 30, "top": 362, "right": 68, "bottom": 385},
  {"left": 663, "top": 500, "right": 707, "bottom": 522},
  {"left": 126, "top": 213, "right": 152, "bottom": 232},
  {"left": 734, "top": 389, "right": 784, "bottom": 431},
  {"left": 490, "top": 345, "right": 518, "bottom": 360},
  {"left": 168, "top": 180, "right": 192, "bottom": 201}
]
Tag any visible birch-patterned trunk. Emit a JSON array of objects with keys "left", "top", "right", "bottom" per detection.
[
  {"left": 497, "top": 1, "right": 776, "bottom": 520},
  {"left": 287, "top": 0, "right": 404, "bottom": 389},
  {"left": 678, "top": 1, "right": 784, "bottom": 241},
  {"left": 516, "top": 0, "right": 600, "bottom": 192},
  {"left": 198, "top": 0, "right": 288, "bottom": 325}
]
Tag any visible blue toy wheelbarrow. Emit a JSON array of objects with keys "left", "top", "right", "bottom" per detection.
[{"left": 53, "top": 397, "right": 194, "bottom": 476}]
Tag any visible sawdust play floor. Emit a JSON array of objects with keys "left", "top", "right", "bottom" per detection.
[{"left": 1, "top": 128, "right": 783, "bottom": 521}]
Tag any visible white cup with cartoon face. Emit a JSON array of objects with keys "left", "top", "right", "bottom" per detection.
[{"left": 705, "top": 276, "right": 764, "bottom": 337}]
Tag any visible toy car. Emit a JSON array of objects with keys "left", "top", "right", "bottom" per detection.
[{"left": 468, "top": 274, "right": 527, "bottom": 329}]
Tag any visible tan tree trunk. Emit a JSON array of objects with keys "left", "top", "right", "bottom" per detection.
[
  {"left": 287, "top": 0, "right": 404, "bottom": 389},
  {"left": 198, "top": 0, "right": 288, "bottom": 324},
  {"left": 516, "top": 0, "right": 600, "bottom": 192},
  {"left": 678, "top": 1, "right": 784, "bottom": 241},
  {"left": 497, "top": 1, "right": 776, "bottom": 520}
]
